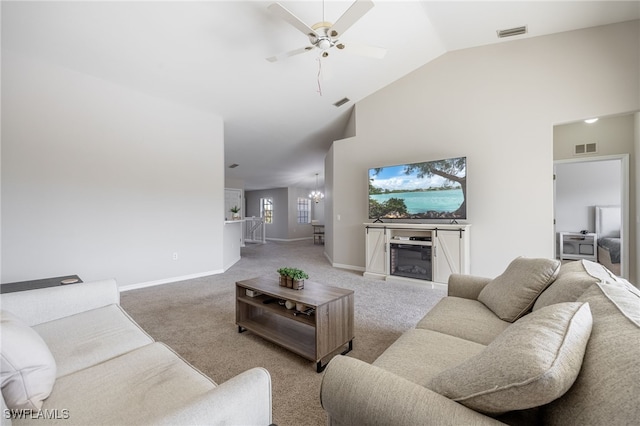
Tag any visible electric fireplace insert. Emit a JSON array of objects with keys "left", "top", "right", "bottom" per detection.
[{"left": 389, "top": 242, "right": 432, "bottom": 281}]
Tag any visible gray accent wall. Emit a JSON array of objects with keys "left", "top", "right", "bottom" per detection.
[
  {"left": 327, "top": 20, "right": 639, "bottom": 280},
  {"left": 2, "top": 50, "right": 225, "bottom": 287},
  {"left": 245, "top": 188, "right": 289, "bottom": 240},
  {"left": 245, "top": 187, "right": 316, "bottom": 241}
]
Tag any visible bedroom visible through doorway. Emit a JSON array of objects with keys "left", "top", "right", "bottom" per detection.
[{"left": 553, "top": 113, "right": 635, "bottom": 281}]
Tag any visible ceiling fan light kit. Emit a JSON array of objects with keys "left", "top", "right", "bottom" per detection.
[{"left": 317, "top": 38, "right": 332, "bottom": 51}]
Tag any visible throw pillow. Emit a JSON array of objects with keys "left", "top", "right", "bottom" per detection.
[
  {"left": 428, "top": 302, "right": 592, "bottom": 415},
  {"left": 532, "top": 260, "right": 599, "bottom": 311},
  {"left": 0, "top": 310, "right": 57, "bottom": 410},
  {"left": 478, "top": 257, "right": 561, "bottom": 322}
]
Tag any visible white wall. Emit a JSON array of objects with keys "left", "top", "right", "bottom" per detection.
[
  {"left": 1, "top": 50, "right": 225, "bottom": 287},
  {"left": 324, "top": 144, "right": 336, "bottom": 264},
  {"left": 328, "top": 20, "right": 639, "bottom": 279},
  {"left": 288, "top": 186, "right": 314, "bottom": 240},
  {"left": 312, "top": 197, "right": 325, "bottom": 224},
  {"left": 636, "top": 112, "right": 640, "bottom": 276},
  {"left": 554, "top": 114, "right": 636, "bottom": 159}
]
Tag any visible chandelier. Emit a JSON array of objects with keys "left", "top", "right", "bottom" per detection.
[{"left": 309, "top": 173, "right": 324, "bottom": 204}]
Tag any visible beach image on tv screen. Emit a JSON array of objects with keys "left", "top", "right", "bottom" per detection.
[{"left": 369, "top": 156, "right": 466, "bottom": 220}]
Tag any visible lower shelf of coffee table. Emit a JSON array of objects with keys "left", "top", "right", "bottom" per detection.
[{"left": 238, "top": 312, "right": 316, "bottom": 361}]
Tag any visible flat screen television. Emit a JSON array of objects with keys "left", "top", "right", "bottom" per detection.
[{"left": 368, "top": 156, "right": 466, "bottom": 221}]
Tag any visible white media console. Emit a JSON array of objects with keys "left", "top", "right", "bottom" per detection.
[{"left": 364, "top": 223, "right": 470, "bottom": 286}]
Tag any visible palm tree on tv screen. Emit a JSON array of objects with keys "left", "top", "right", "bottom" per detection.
[{"left": 404, "top": 157, "right": 466, "bottom": 217}]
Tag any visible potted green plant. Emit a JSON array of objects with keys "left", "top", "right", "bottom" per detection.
[
  {"left": 290, "top": 268, "right": 309, "bottom": 290},
  {"left": 277, "top": 267, "right": 308, "bottom": 289},
  {"left": 230, "top": 206, "right": 241, "bottom": 220},
  {"left": 277, "top": 267, "right": 292, "bottom": 287}
]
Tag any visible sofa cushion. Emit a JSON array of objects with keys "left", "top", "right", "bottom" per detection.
[
  {"left": 478, "top": 257, "right": 561, "bottom": 322},
  {"left": 542, "top": 278, "right": 640, "bottom": 425},
  {"left": 0, "top": 310, "right": 57, "bottom": 410},
  {"left": 373, "top": 328, "right": 486, "bottom": 386},
  {"left": 40, "top": 342, "right": 217, "bottom": 424},
  {"left": 33, "top": 304, "right": 155, "bottom": 377},
  {"left": 533, "top": 260, "right": 602, "bottom": 311},
  {"left": 428, "top": 302, "right": 592, "bottom": 415},
  {"left": 416, "top": 297, "right": 510, "bottom": 345}
]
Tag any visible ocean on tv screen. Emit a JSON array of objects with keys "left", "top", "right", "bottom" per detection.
[
  {"left": 371, "top": 188, "right": 464, "bottom": 214},
  {"left": 370, "top": 190, "right": 463, "bottom": 215}
]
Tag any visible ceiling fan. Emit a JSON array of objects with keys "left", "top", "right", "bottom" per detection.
[{"left": 266, "top": 0, "right": 386, "bottom": 62}]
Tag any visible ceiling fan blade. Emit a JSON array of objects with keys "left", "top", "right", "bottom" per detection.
[
  {"left": 339, "top": 40, "right": 386, "bottom": 59},
  {"left": 268, "top": 3, "right": 318, "bottom": 38},
  {"left": 266, "top": 46, "right": 314, "bottom": 62},
  {"left": 329, "top": 0, "right": 374, "bottom": 38}
]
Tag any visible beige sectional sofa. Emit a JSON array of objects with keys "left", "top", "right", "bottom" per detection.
[
  {"left": 1, "top": 279, "right": 272, "bottom": 425},
  {"left": 321, "top": 258, "right": 640, "bottom": 425}
]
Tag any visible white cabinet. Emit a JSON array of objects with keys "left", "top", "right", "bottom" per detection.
[
  {"left": 364, "top": 223, "right": 470, "bottom": 285},
  {"left": 364, "top": 227, "right": 387, "bottom": 278},
  {"left": 559, "top": 232, "right": 597, "bottom": 262},
  {"left": 433, "top": 229, "right": 468, "bottom": 283}
]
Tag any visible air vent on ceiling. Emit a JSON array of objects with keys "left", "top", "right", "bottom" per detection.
[
  {"left": 333, "top": 97, "right": 350, "bottom": 107},
  {"left": 497, "top": 26, "right": 528, "bottom": 38},
  {"left": 574, "top": 143, "right": 598, "bottom": 155},
  {"left": 229, "top": 163, "right": 239, "bottom": 168}
]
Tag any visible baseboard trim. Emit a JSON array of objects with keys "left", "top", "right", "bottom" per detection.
[
  {"left": 363, "top": 271, "right": 386, "bottom": 280},
  {"left": 266, "top": 237, "right": 313, "bottom": 242},
  {"left": 322, "top": 252, "right": 364, "bottom": 272},
  {"left": 119, "top": 270, "right": 224, "bottom": 292},
  {"left": 332, "top": 262, "right": 364, "bottom": 272}
]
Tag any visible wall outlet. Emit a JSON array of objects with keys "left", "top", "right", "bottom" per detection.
[{"left": 172, "top": 252, "right": 178, "bottom": 261}]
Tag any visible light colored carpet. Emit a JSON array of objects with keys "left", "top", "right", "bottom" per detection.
[{"left": 121, "top": 240, "right": 446, "bottom": 426}]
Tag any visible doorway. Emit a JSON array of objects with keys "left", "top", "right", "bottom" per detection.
[{"left": 553, "top": 154, "right": 629, "bottom": 278}]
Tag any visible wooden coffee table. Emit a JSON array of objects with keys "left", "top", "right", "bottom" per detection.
[{"left": 236, "top": 276, "right": 354, "bottom": 372}]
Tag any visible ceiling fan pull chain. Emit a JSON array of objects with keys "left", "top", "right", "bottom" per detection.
[{"left": 316, "top": 57, "right": 323, "bottom": 96}]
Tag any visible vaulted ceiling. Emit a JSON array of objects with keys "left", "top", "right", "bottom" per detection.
[{"left": 3, "top": 1, "right": 638, "bottom": 190}]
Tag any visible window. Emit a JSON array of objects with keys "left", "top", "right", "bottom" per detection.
[
  {"left": 260, "top": 198, "right": 273, "bottom": 224},
  {"left": 297, "top": 197, "right": 311, "bottom": 224}
]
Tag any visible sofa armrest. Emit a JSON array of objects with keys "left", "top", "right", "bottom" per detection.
[
  {"left": 1, "top": 390, "right": 11, "bottom": 426},
  {"left": 321, "top": 356, "right": 503, "bottom": 426},
  {"left": 447, "top": 274, "right": 492, "bottom": 300},
  {"left": 159, "top": 367, "right": 272, "bottom": 425},
  {"left": 1, "top": 279, "right": 119, "bottom": 326}
]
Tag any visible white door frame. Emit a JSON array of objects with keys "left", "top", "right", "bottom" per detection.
[{"left": 553, "top": 154, "right": 629, "bottom": 279}]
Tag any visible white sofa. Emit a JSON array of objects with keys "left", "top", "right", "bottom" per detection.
[{"left": 1, "top": 279, "right": 272, "bottom": 425}]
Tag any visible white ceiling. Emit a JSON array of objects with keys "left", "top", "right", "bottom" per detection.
[{"left": 3, "top": 1, "right": 638, "bottom": 190}]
